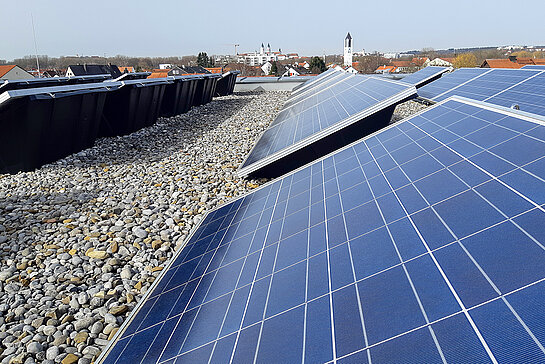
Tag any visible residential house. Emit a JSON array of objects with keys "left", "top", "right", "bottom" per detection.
[
  {"left": 375, "top": 65, "right": 397, "bottom": 74},
  {"left": 281, "top": 65, "right": 310, "bottom": 77},
  {"left": 390, "top": 60, "right": 413, "bottom": 73},
  {"left": 344, "top": 66, "right": 359, "bottom": 74},
  {"left": 65, "top": 64, "right": 121, "bottom": 78},
  {"left": 427, "top": 58, "right": 454, "bottom": 67},
  {"left": 261, "top": 62, "right": 273, "bottom": 75},
  {"left": 119, "top": 66, "right": 135, "bottom": 73},
  {"left": 148, "top": 66, "right": 185, "bottom": 78},
  {"left": 480, "top": 59, "right": 524, "bottom": 69},
  {"left": 0, "top": 65, "right": 33, "bottom": 80},
  {"left": 181, "top": 66, "right": 211, "bottom": 74},
  {"left": 412, "top": 57, "right": 430, "bottom": 67},
  {"left": 42, "top": 69, "right": 61, "bottom": 78}
]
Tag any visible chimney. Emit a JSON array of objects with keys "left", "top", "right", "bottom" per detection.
[{"left": 508, "top": 55, "right": 517, "bottom": 62}]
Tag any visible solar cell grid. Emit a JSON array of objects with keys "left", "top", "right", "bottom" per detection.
[
  {"left": 522, "top": 65, "right": 545, "bottom": 70},
  {"left": 291, "top": 68, "right": 339, "bottom": 96},
  {"left": 433, "top": 68, "right": 541, "bottom": 102},
  {"left": 239, "top": 75, "right": 416, "bottom": 177},
  {"left": 285, "top": 71, "right": 349, "bottom": 105},
  {"left": 486, "top": 72, "right": 545, "bottom": 117},
  {"left": 417, "top": 68, "right": 492, "bottom": 101},
  {"left": 399, "top": 66, "right": 451, "bottom": 88},
  {"left": 419, "top": 67, "right": 545, "bottom": 118},
  {"left": 100, "top": 96, "right": 545, "bottom": 363}
]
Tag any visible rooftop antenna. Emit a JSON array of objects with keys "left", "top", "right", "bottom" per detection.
[{"left": 30, "top": 11, "right": 40, "bottom": 78}]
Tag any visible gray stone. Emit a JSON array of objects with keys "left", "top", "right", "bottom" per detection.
[
  {"left": 45, "top": 346, "right": 59, "bottom": 360},
  {"left": 90, "top": 321, "right": 103, "bottom": 335},
  {"left": 26, "top": 341, "right": 43, "bottom": 354},
  {"left": 73, "top": 317, "right": 95, "bottom": 331},
  {"left": 81, "top": 345, "right": 100, "bottom": 356},
  {"left": 132, "top": 227, "right": 148, "bottom": 239}
]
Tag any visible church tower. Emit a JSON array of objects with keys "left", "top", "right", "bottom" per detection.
[{"left": 344, "top": 32, "right": 353, "bottom": 67}]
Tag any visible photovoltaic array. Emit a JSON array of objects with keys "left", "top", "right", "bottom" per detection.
[
  {"left": 399, "top": 66, "right": 451, "bottom": 88},
  {"left": 290, "top": 68, "right": 344, "bottom": 96},
  {"left": 417, "top": 68, "right": 492, "bottom": 101},
  {"left": 238, "top": 74, "right": 416, "bottom": 178},
  {"left": 99, "top": 96, "right": 545, "bottom": 363},
  {"left": 521, "top": 65, "right": 545, "bottom": 70},
  {"left": 418, "top": 68, "right": 545, "bottom": 117}
]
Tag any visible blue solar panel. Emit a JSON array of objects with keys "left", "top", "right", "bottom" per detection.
[
  {"left": 281, "top": 72, "right": 353, "bottom": 110},
  {"left": 100, "top": 95, "right": 545, "bottom": 363},
  {"left": 291, "top": 68, "right": 344, "bottom": 96},
  {"left": 433, "top": 69, "right": 541, "bottom": 102},
  {"left": 239, "top": 75, "right": 416, "bottom": 177},
  {"left": 420, "top": 68, "right": 545, "bottom": 117},
  {"left": 418, "top": 68, "right": 492, "bottom": 101},
  {"left": 522, "top": 65, "right": 545, "bottom": 70},
  {"left": 400, "top": 66, "right": 451, "bottom": 88},
  {"left": 485, "top": 72, "right": 545, "bottom": 116}
]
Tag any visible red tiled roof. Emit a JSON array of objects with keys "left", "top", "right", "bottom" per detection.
[
  {"left": 391, "top": 60, "right": 411, "bottom": 67},
  {"left": 375, "top": 65, "right": 396, "bottom": 72},
  {"left": 147, "top": 69, "right": 170, "bottom": 78},
  {"left": 0, "top": 65, "right": 16, "bottom": 78},
  {"left": 516, "top": 58, "right": 535, "bottom": 65},
  {"left": 481, "top": 59, "right": 524, "bottom": 69},
  {"left": 118, "top": 66, "right": 134, "bottom": 73},
  {"left": 205, "top": 67, "right": 223, "bottom": 74},
  {"left": 412, "top": 57, "right": 429, "bottom": 66}
]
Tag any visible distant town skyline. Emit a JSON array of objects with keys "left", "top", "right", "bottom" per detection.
[{"left": 2, "top": 0, "right": 545, "bottom": 61}]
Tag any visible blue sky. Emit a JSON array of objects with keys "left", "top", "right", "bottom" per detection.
[{"left": 2, "top": 0, "right": 544, "bottom": 60}]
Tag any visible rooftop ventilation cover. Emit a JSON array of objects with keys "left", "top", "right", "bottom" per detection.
[
  {"left": 238, "top": 74, "right": 416, "bottom": 178},
  {"left": 161, "top": 75, "right": 203, "bottom": 117},
  {"left": 99, "top": 78, "right": 169, "bottom": 137},
  {"left": 0, "top": 74, "right": 111, "bottom": 93},
  {"left": 215, "top": 71, "right": 240, "bottom": 97},
  {"left": 98, "top": 95, "right": 545, "bottom": 364},
  {"left": 0, "top": 82, "right": 120, "bottom": 173}
]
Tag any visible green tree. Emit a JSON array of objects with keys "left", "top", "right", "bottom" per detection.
[
  {"left": 453, "top": 53, "right": 477, "bottom": 68},
  {"left": 197, "top": 52, "right": 214, "bottom": 67},
  {"left": 309, "top": 56, "right": 326, "bottom": 74},
  {"left": 270, "top": 61, "right": 278, "bottom": 75}
]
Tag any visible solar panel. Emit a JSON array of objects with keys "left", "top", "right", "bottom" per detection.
[
  {"left": 99, "top": 95, "right": 545, "bottom": 363},
  {"left": 419, "top": 68, "right": 545, "bottom": 117},
  {"left": 522, "top": 65, "right": 545, "bottom": 70},
  {"left": 400, "top": 66, "right": 451, "bottom": 88},
  {"left": 486, "top": 71, "right": 545, "bottom": 116},
  {"left": 430, "top": 68, "right": 542, "bottom": 103},
  {"left": 238, "top": 75, "right": 416, "bottom": 178},
  {"left": 291, "top": 68, "right": 340, "bottom": 95},
  {"left": 281, "top": 72, "right": 353, "bottom": 109},
  {"left": 418, "top": 68, "right": 492, "bottom": 101}
]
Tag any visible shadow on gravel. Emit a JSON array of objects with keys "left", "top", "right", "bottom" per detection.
[{"left": 66, "top": 93, "right": 255, "bottom": 168}]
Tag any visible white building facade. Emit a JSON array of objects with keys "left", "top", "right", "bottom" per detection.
[{"left": 238, "top": 43, "right": 289, "bottom": 66}]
